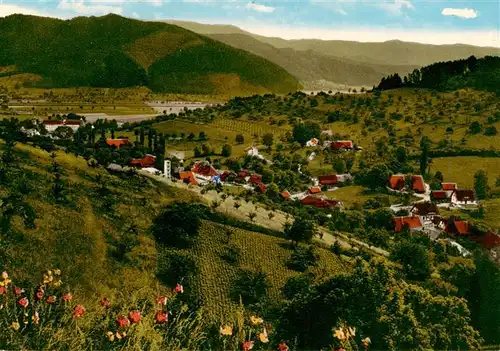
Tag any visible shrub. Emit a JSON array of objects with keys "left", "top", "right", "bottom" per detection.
[
  {"left": 287, "top": 245, "right": 319, "bottom": 272},
  {"left": 283, "top": 273, "right": 315, "bottom": 299},
  {"left": 221, "top": 244, "right": 241, "bottom": 265},
  {"left": 230, "top": 269, "right": 269, "bottom": 305}
]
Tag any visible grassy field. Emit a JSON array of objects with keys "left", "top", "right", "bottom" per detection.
[
  {"left": 324, "top": 185, "right": 402, "bottom": 208},
  {"left": 186, "top": 221, "right": 345, "bottom": 320},
  {"left": 431, "top": 157, "right": 500, "bottom": 188}
]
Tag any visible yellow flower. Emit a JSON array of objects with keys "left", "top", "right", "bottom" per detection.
[
  {"left": 53, "top": 280, "right": 62, "bottom": 287},
  {"left": 334, "top": 328, "right": 346, "bottom": 341},
  {"left": 11, "top": 322, "right": 20, "bottom": 331},
  {"left": 362, "top": 337, "right": 371, "bottom": 345},
  {"left": 258, "top": 328, "right": 269, "bottom": 343},
  {"left": 346, "top": 326, "right": 356, "bottom": 338},
  {"left": 1, "top": 271, "right": 8, "bottom": 280},
  {"left": 43, "top": 274, "right": 53, "bottom": 284},
  {"left": 54, "top": 269, "right": 61, "bottom": 275},
  {"left": 4, "top": 279, "right": 11, "bottom": 286},
  {"left": 115, "top": 331, "right": 122, "bottom": 340},
  {"left": 0, "top": 281, "right": 4, "bottom": 287},
  {"left": 32, "top": 311, "right": 40, "bottom": 325},
  {"left": 47, "top": 270, "right": 53, "bottom": 276},
  {"left": 121, "top": 331, "right": 127, "bottom": 338},
  {"left": 220, "top": 324, "right": 233, "bottom": 336},
  {"left": 250, "top": 316, "right": 264, "bottom": 325},
  {"left": 107, "top": 331, "right": 115, "bottom": 341}
]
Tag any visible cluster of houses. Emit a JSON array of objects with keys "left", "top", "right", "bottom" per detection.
[{"left": 305, "top": 138, "right": 362, "bottom": 152}]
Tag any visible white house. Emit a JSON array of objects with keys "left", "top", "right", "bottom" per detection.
[
  {"left": 451, "top": 189, "right": 477, "bottom": 206},
  {"left": 306, "top": 138, "right": 320, "bottom": 147},
  {"left": 42, "top": 119, "right": 83, "bottom": 132}
]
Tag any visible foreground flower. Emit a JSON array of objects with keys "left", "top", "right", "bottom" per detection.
[
  {"left": 129, "top": 310, "right": 142, "bottom": 324},
  {"left": 334, "top": 328, "right": 346, "bottom": 341},
  {"left": 362, "top": 337, "right": 372, "bottom": 349},
  {"left": 11, "top": 321, "right": 20, "bottom": 331},
  {"left": 0, "top": 286, "right": 6, "bottom": 294},
  {"left": 278, "top": 343, "right": 289, "bottom": 351},
  {"left": 46, "top": 295, "right": 57, "bottom": 304},
  {"left": 73, "top": 305, "right": 85, "bottom": 319},
  {"left": 32, "top": 311, "right": 40, "bottom": 325},
  {"left": 157, "top": 296, "right": 167, "bottom": 305},
  {"left": 54, "top": 269, "right": 61, "bottom": 275},
  {"left": 13, "top": 286, "right": 25, "bottom": 296},
  {"left": 1, "top": 271, "right": 8, "bottom": 280},
  {"left": 174, "top": 283, "right": 183, "bottom": 293},
  {"left": 242, "top": 341, "right": 254, "bottom": 351},
  {"left": 250, "top": 316, "right": 264, "bottom": 325},
  {"left": 17, "top": 297, "right": 29, "bottom": 308},
  {"left": 116, "top": 315, "right": 130, "bottom": 328},
  {"left": 155, "top": 311, "right": 168, "bottom": 324},
  {"left": 107, "top": 331, "right": 115, "bottom": 341},
  {"left": 35, "top": 290, "right": 44, "bottom": 301},
  {"left": 346, "top": 327, "right": 356, "bottom": 338},
  {"left": 219, "top": 324, "right": 233, "bottom": 336},
  {"left": 100, "top": 298, "right": 111, "bottom": 307},
  {"left": 258, "top": 328, "right": 269, "bottom": 343},
  {"left": 62, "top": 293, "right": 73, "bottom": 302}
]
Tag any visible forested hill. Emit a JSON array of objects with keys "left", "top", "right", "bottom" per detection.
[
  {"left": 0, "top": 14, "right": 301, "bottom": 95},
  {"left": 377, "top": 55, "right": 500, "bottom": 93}
]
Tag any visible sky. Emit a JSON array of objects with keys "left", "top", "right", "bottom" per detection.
[{"left": 1, "top": 0, "right": 499, "bottom": 47}]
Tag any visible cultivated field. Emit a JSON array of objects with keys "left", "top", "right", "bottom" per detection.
[{"left": 431, "top": 157, "right": 500, "bottom": 188}]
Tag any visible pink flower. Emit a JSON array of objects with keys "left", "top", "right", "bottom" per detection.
[
  {"left": 17, "top": 297, "right": 29, "bottom": 308},
  {"left": 174, "top": 283, "right": 183, "bottom": 294},
  {"left": 13, "top": 286, "right": 25, "bottom": 296},
  {"left": 62, "top": 293, "right": 72, "bottom": 302},
  {"left": 35, "top": 290, "right": 44, "bottom": 301},
  {"left": 242, "top": 341, "right": 254, "bottom": 351},
  {"left": 0, "top": 286, "right": 6, "bottom": 294},
  {"left": 116, "top": 315, "right": 130, "bottom": 328},
  {"left": 46, "top": 295, "right": 57, "bottom": 304},
  {"left": 128, "top": 310, "right": 142, "bottom": 324},
  {"left": 157, "top": 296, "right": 167, "bottom": 305},
  {"left": 278, "top": 343, "right": 289, "bottom": 351},
  {"left": 155, "top": 311, "right": 168, "bottom": 324},
  {"left": 100, "top": 298, "right": 111, "bottom": 307},
  {"left": 73, "top": 305, "right": 85, "bottom": 319}
]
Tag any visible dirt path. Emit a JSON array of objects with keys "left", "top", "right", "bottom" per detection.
[{"left": 143, "top": 172, "right": 389, "bottom": 257}]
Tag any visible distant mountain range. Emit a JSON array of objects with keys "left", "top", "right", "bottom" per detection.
[
  {"left": 167, "top": 20, "right": 500, "bottom": 90},
  {"left": 0, "top": 14, "right": 301, "bottom": 95}
]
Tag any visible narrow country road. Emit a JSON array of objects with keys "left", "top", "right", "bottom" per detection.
[{"left": 141, "top": 171, "right": 390, "bottom": 257}]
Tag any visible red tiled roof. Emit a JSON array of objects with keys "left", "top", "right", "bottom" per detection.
[
  {"left": 43, "top": 120, "right": 81, "bottom": 126},
  {"left": 394, "top": 216, "right": 423, "bottom": 232},
  {"left": 220, "top": 170, "right": 232, "bottom": 181},
  {"left": 445, "top": 220, "right": 470, "bottom": 235},
  {"left": 431, "top": 190, "right": 448, "bottom": 199},
  {"left": 412, "top": 175, "right": 425, "bottom": 193},
  {"left": 300, "top": 196, "right": 340, "bottom": 208},
  {"left": 130, "top": 154, "right": 156, "bottom": 168},
  {"left": 473, "top": 232, "right": 500, "bottom": 249},
  {"left": 318, "top": 175, "right": 338, "bottom": 185},
  {"left": 192, "top": 162, "right": 219, "bottom": 177},
  {"left": 249, "top": 174, "right": 262, "bottom": 184},
  {"left": 238, "top": 170, "right": 250, "bottom": 178},
  {"left": 442, "top": 183, "right": 457, "bottom": 191},
  {"left": 281, "top": 191, "right": 291, "bottom": 199},
  {"left": 179, "top": 171, "right": 198, "bottom": 186},
  {"left": 309, "top": 186, "right": 322, "bottom": 194},
  {"left": 389, "top": 175, "right": 405, "bottom": 190},
  {"left": 411, "top": 202, "right": 438, "bottom": 215},
  {"left": 106, "top": 139, "right": 129, "bottom": 148},
  {"left": 256, "top": 183, "right": 266, "bottom": 193},
  {"left": 332, "top": 140, "right": 354, "bottom": 150}
]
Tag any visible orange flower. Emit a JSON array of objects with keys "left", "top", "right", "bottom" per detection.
[
  {"left": 334, "top": 328, "right": 346, "bottom": 341},
  {"left": 128, "top": 310, "right": 142, "bottom": 324},
  {"left": 157, "top": 296, "right": 167, "bottom": 305},
  {"left": 219, "top": 324, "right": 233, "bottom": 336},
  {"left": 242, "top": 341, "right": 254, "bottom": 351},
  {"left": 174, "top": 283, "right": 184, "bottom": 293},
  {"left": 116, "top": 315, "right": 130, "bottom": 328},
  {"left": 62, "top": 293, "right": 72, "bottom": 302},
  {"left": 278, "top": 343, "right": 289, "bottom": 351},
  {"left": 13, "top": 286, "right": 24, "bottom": 295},
  {"left": 73, "top": 305, "right": 85, "bottom": 319},
  {"left": 46, "top": 295, "right": 57, "bottom": 304},
  {"left": 100, "top": 298, "right": 111, "bottom": 307}
]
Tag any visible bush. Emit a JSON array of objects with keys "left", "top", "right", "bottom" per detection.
[
  {"left": 230, "top": 269, "right": 269, "bottom": 305},
  {"left": 221, "top": 244, "right": 241, "bottom": 265},
  {"left": 283, "top": 273, "right": 315, "bottom": 299},
  {"left": 484, "top": 126, "right": 497, "bottom": 136},
  {"left": 287, "top": 245, "right": 319, "bottom": 272}
]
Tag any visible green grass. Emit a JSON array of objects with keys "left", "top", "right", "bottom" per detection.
[
  {"left": 0, "top": 14, "right": 300, "bottom": 95},
  {"left": 431, "top": 157, "right": 500, "bottom": 188},
  {"left": 324, "top": 185, "right": 402, "bottom": 208}
]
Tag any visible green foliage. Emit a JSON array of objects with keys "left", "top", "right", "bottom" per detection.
[
  {"left": 292, "top": 121, "right": 321, "bottom": 146},
  {"left": 356, "top": 164, "right": 390, "bottom": 191},
  {"left": 283, "top": 272, "right": 315, "bottom": 299},
  {"left": 230, "top": 269, "right": 270, "bottom": 305},
  {"left": 391, "top": 241, "right": 431, "bottom": 281},
  {"left": 151, "top": 202, "right": 203, "bottom": 248},
  {"left": 284, "top": 216, "right": 316, "bottom": 245},
  {"left": 474, "top": 170, "right": 489, "bottom": 200},
  {"left": 286, "top": 245, "right": 319, "bottom": 272},
  {"left": 469, "top": 121, "right": 483, "bottom": 134},
  {"left": 221, "top": 143, "right": 232, "bottom": 157}
]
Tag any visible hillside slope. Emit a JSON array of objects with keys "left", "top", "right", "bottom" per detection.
[
  {"left": 209, "top": 33, "right": 417, "bottom": 87},
  {"left": 0, "top": 14, "right": 301, "bottom": 95}
]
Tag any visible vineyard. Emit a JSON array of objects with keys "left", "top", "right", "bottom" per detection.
[
  {"left": 213, "top": 118, "right": 290, "bottom": 138},
  {"left": 188, "top": 221, "right": 346, "bottom": 320}
]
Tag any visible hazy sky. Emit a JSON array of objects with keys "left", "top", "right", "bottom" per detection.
[{"left": 1, "top": 0, "right": 499, "bottom": 47}]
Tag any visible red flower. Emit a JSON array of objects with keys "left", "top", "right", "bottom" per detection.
[
  {"left": 337, "top": 349, "right": 345, "bottom": 351},
  {"left": 46, "top": 295, "right": 57, "bottom": 304},
  {"left": 100, "top": 298, "right": 111, "bottom": 307},
  {"left": 242, "top": 341, "right": 254, "bottom": 351},
  {"left": 278, "top": 343, "right": 289, "bottom": 351},
  {"left": 116, "top": 315, "right": 130, "bottom": 328},
  {"left": 17, "top": 297, "right": 29, "bottom": 308},
  {"left": 155, "top": 311, "right": 168, "bottom": 324},
  {"left": 73, "top": 305, "right": 85, "bottom": 319},
  {"left": 157, "top": 296, "right": 167, "bottom": 305},
  {"left": 0, "top": 286, "right": 6, "bottom": 294},
  {"left": 62, "top": 293, "right": 72, "bottom": 302},
  {"left": 129, "top": 310, "right": 142, "bottom": 324},
  {"left": 13, "top": 286, "right": 25, "bottom": 296},
  {"left": 174, "top": 283, "right": 183, "bottom": 294},
  {"left": 35, "top": 290, "right": 44, "bottom": 301}
]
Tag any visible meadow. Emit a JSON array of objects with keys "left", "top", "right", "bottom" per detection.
[{"left": 431, "top": 156, "right": 500, "bottom": 188}]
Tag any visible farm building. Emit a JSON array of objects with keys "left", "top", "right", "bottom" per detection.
[
  {"left": 179, "top": 171, "right": 198, "bottom": 186},
  {"left": 389, "top": 174, "right": 406, "bottom": 190},
  {"left": 300, "top": 195, "right": 342, "bottom": 209},
  {"left": 129, "top": 154, "right": 156, "bottom": 168},
  {"left": 451, "top": 189, "right": 476, "bottom": 205},
  {"left": 411, "top": 175, "right": 426, "bottom": 193},
  {"left": 393, "top": 216, "right": 424, "bottom": 233},
  {"left": 442, "top": 183, "right": 457, "bottom": 191},
  {"left": 192, "top": 161, "right": 219, "bottom": 177},
  {"left": 42, "top": 119, "right": 82, "bottom": 132},
  {"left": 306, "top": 138, "right": 320, "bottom": 147},
  {"left": 389, "top": 174, "right": 426, "bottom": 193},
  {"left": 318, "top": 175, "right": 339, "bottom": 186},
  {"left": 444, "top": 219, "right": 470, "bottom": 236},
  {"left": 410, "top": 202, "right": 439, "bottom": 221},
  {"left": 106, "top": 139, "right": 129, "bottom": 148},
  {"left": 281, "top": 191, "right": 291, "bottom": 200},
  {"left": 331, "top": 140, "right": 354, "bottom": 151},
  {"left": 471, "top": 231, "right": 500, "bottom": 249},
  {"left": 431, "top": 190, "right": 449, "bottom": 200},
  {"left": 308, "top": 186, "right": 322, "bottom": 194}
]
